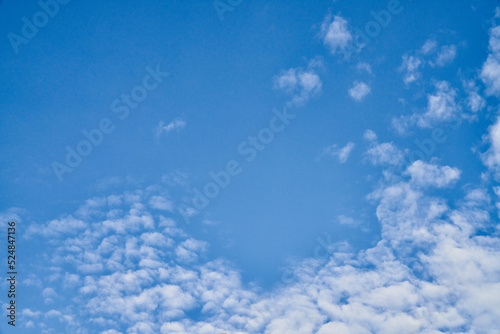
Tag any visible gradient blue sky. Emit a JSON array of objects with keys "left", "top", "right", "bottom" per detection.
[{"left": 1, "top": 0, "right": 500, "bottom": 333}]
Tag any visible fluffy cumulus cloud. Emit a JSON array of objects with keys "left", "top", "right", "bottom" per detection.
[
  {"left": 482, "top": 116, "right": 500, "bottom": 178},
  {"left": 320, "top": 15, "right": 352, "bottom": 55},
  {"left": 418, "top": 81, "right": 459, "bottom": 127},
  {"left": 348, "top": 81, "right": 371, "bottom": 101},
  {"left": 11, "top": 8, "right": 500, "bottom": 334},
  {"left": 463, "top": 80, "right": 486, "bottom": 112},
  {"left": 15, "top": 158, "right": 500, "bottom": 333},
  {"left": 405, "top": 160, "right": 461, "bottom": 188},
  {"left": 273, "top": 59, "right": 323, "bottom": 107},
  {"left": 392, "top": 81, "right": 460, "bottom": 133},
  {"left": 401, "top": 40, "right": 457, "bottom": 84},
  {"left": 481, "top": 24, "right": 500, "bottom": 96},
  {"left": 365, "top": 142, "right": 404, "bottom": 166}
]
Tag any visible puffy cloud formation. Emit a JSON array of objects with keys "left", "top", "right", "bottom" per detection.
[
  {"left": 16, "top": 159, "right": 500, "bottom": 333},
  {"left": 401, "top": 41, "right": 457, "bottom": 84},
  {"left": 320, "top": 15, "right": 352, "bottom": 56},
  {"left": 405, "top": 160, "right": 461, "bottom": 188},
  {"left": 348, "top": 81, "right": 371, "bottom": 101},
  {"left": 365, "top": 142, "right": 404, "bottom": 166},
  {"left": 273, "top": 59, "right": 323, "bottom": 107},
  {"left": 418, "top": 81, "right": 459, "bottom": 128},
  {"left": 481, "top": 25, "right": 500, "bottom": 97},
  {"left": 482, "top": 116, "right": 500, "bottom": 179}
]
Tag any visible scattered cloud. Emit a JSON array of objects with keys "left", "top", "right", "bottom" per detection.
[
  {"left": 273, "top": 59, "right": 323, "bottom": 107},
  {"left": 356, "top": 62, "right": 373, "bottom": 75},
  {"left": 363, "top": 129, "right": 378, "bottom": 141},
  {"left": 463, "top": 80, "right": 486, "bottom": 112},
  {"left": 418, "top": 81, "right": 459, "bottom": 127},
  {"left": 154, "top": 118, "right": 186, "bottom": 140},
  {"left": 365, "top": 142, "right": 404, "bottom": 166},
  {"left": 348, "top": 81, "right": 371, "bottom": 101},
  {"left": 402, "top": 41, "right": 457, "bottom": 83},
  {"left": 15, "top": 160, "right": 500, "bottom": 333},
  {"left": 319, "top": 142, "right": 355, "bottom": 163},
  {"left": 420, "top": 39, "right": 438, "bottom": 55},
  {"left": 430, "top": 45, "right": 457, "bottom": 67},
  {"left": 481, "top": 25, "right": 500, "bottom": 96},
  {"left": 400, "top": 54, "right": 422, "bottom": 84},
  {"left": 482, "top": 116, "right": 500, "bottom": 179},
  {"left": 320, "top": 15, "right": 352, "bottom": 55}
]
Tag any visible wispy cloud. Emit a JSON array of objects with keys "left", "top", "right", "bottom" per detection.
[
  {"left": 356, "top": 62, "right": 374, "bottom": 75},
  {"left": 420, "top": 39, "right": 438, "bottom": 55},
  {"left": 154, "top": 118, "right": 186, "bottom": 140},
  {"left": 400, "top": 54, "right": 422, "bottom": 84},
  {"left": 431, "top": 45, "right": 457, "bottom": 67},
  {"left": 318, "top": 142, "right": 355, "bottom": 163}
]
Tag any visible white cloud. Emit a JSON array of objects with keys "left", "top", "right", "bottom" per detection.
[
  {"left": 148, "top": 196, "right": 174, "bottom": 211},
  {"left": 356, "top": 62, "right": 373, "bottom": 75},
  {"left": 400, "top": 54, "right": 422, "bottom": 84},
  {"left": 175, "top": 238, "right": 208, "bottom": 263},
  {"left": 154, "top": 118, "right": 186, "bottom": 140},
  {"left": 463, "top": 80, "right": 486, "bottom": 112},
  {"left": 481, "top": 25, "right": 500, "bottom": 96},
  {"left": 13, "top": 163, "right": 500, "bottom": 333},
  {"left": 337, "top": 214, "right": 363, "bottom": 228},
  {"left": 273, "top": 60, "right": 323, "bottom": 107},
  {"left": 348, "top": 81, "right": 371, "bottom": 101},
  {"left": 468, "top": 91, "right": 486, "bottom": 112},
  {"left": 365, "top": 142, "right": 404, "bottom": 166},
  {"left": 363, "top": 129, "right": 377, "bottom": 141},
  {"left": 26, "top": 215, "right": 87, "bottom": 238},
  {"left": 320, "top": 142, "right": 355, "bottom": 163},
  {"left": 420, "top": 39, "right": 438, "bottom": 55},
  {"left": 320, "top": 15, "right": 352, "bottom": 55},
  {"left": 482, "top": 116, "right": 500, "bottom": 178},
  {"left": 405, "top": 160, "right": 461, "bottom": 188},
  {"left": 431, "top": 45, "right": 457, "bottom": 67},
  {"left": 418, "top": 81, "right": 459, "bottom": 127}
]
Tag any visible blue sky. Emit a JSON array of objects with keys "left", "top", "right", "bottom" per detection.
[{"left": 1, "top": 0, "right": 500, "bottom": 333}]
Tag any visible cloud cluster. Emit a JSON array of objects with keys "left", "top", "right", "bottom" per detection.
[
  {"left": 16, "top": 159, "right": 500, "bottom": 333},
  {"left": 273, "top": 59, "right": 323, "bottom": 107},
  {"left": 400, "top": 39, "right": 458, "bottom": 85}
]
